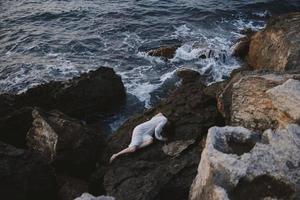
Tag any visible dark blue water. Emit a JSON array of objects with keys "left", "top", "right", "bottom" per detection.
[{"left": 1, "top": 0, "right": 299, "bottom": 128}]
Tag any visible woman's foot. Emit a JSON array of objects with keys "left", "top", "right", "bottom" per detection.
[{"left": 109, "top": 154, "right": 117, "bottom": 163}]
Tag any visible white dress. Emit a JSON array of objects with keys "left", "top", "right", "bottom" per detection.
[{"left": 128, "top": 113, "right": 168, "bottom": 147}]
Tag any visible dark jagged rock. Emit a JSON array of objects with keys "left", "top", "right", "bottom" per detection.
[
  {"left": 0, "top": 67, "right": 125, "bottom": 148},
  {"left": 247, "top": 12, "right": 300, "bottom": 71},
  {"left": 17, "top": 67, "right": 126, "bottom": 118},
  {"left": 90, "top": 70, "right": 225, "bottom": 200},
  {"left": 0, "top": 106, "right": 33, "bottom": 148},
  {"left": 0, "top": 95, "right": 33, "bottom": 147},
  {"left": 0, "top": 141, "right": 57, "bottom": 200},
  {"left": 147, "top": 46, "right": 179, "bottom": 59},
  {"left": 57, "top": 175, "right": 89, "bottom": 200},
  {"left": 176, "top": 68, "right": 202, "bottom": 84},
  {"left": 26, "top": 108, "right": 103, "bottom": 177}
]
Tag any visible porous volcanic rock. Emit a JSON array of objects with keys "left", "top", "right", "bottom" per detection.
[
  {"left": 189, "top": 124, "right": 300, "bottom": 200},
  {"left": 0, "top": 141, "right": 57, "bottom": 200},
  {"left": 93, "top": 70, "right": 224, "bottom": 200},
  {"left": 247, "top": 12, "right": 300, "bottom": 71},
  {"left": 26, "top": 108, "right": 103, "bottom": 177}
]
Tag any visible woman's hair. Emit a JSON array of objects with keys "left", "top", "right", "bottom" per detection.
[{"left": 162, "top": 120, "right": 174, "bottom": 138}]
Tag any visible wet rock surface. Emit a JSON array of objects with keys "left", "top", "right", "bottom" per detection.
[
  {"left": 191, "top": 42, "right": 228, "bottom": 63},
  {"left": 147, "top": 45, "right": 179, "bottom": 59},
  {"left": 26, "top": 108, "right": 103, "bottom": 177},
  {"left": 189, "top": 124, "right": 300, "bottom": 200},
  {"left": 233, "top": 30, "right": 255, "bottom": 59},
  {"left": 0, "top": 141, "right": 57, "bottom": 200},
  {"left": 176, "top": 68, "right": 202, "bottom": 84},
  {"left": 247, "top": 12, "right": 300, "bottom": 71},
  {"left": 92, "top": 71, "right": 225, "bottom": 200}
]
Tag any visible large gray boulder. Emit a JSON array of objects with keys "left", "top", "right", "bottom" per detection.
[
  {"left": 189, "top": 124, "right": 300, "bottom": 200},
  {"left": 267, "top": 79, "right": 300, "bottom": 123}
]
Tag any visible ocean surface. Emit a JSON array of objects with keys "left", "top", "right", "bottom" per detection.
[{"left": 1, "top": 0, "right": 300, "bottom": 129}]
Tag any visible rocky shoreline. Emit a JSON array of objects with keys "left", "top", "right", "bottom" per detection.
[{"left": 0, "top": 12, "right": 300, "bottom": 200}]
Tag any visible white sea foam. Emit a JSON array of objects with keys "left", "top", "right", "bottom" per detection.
[
  {"left": 173, "top": 24, "right": 192, "bottom": 37},
  {"left": 252, "top": 10, "right": 270, "bottom": 18},
  {"left": 171, "top": 44, "right": 203, "bottom": 61},
  {"left": 233, "top": 18, "right": 266, "bottom": 32},
  {"left": 0, "top": 56, "right": 81, "bottom": 94},
  {"left": 136, "top": 51, "right": 165, "bottom": 64}
]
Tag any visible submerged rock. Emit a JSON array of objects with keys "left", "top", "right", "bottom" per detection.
[
  {"left": 92, "top": 70, "right": 224, "bottom": 200},
  {"left": 26, "top": 108, "right": 102, "bottom": 177},
  {"left": 189, "top": 124, "right": 300, "bottom": 200},
  {"left": 147, "top": 45, "right": 179, "bottom": 59},
  {"left": 176, "top": 68, "right": 201, "bottom": 84},
  {"left": 247, "top": 12, "right": 300, "bottom": 71},
  {"left": 0, "top": 141, "right": 57, "bottom": 200},
  {"left": 199, "top": 49, "right": 228, "bottom": 63}
]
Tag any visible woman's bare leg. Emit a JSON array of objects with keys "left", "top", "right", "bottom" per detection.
[
  {"left": 109, "top": 138, "right": 153, "bottom": 163},
  {"left": 109, "top": 146, "right": 137, "bottom": 163},
  {"left": 138, "top": 138, "right": 153, "bottom": 149}
]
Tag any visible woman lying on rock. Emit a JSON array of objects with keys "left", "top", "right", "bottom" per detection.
[{"left": 110, "top": 112, "right": 171, "bottom": 163}]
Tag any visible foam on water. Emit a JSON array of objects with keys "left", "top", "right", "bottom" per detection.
[
  {"left": 232, "top": 18, "right": 266, "bottom": 32},
  {"left": 252, "top": 10, "right": 270, "bottom": 18}
]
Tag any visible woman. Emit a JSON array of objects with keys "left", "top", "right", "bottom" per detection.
[{"left": 110, "top": 112, "right": 169, "bottom": 163}]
